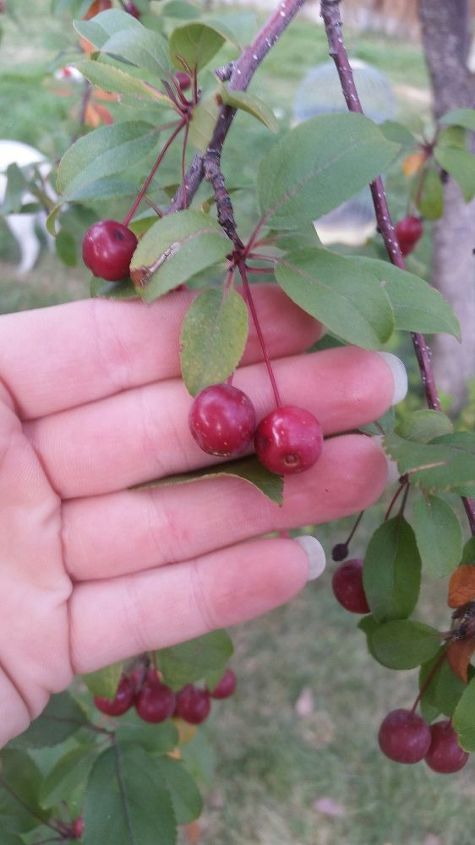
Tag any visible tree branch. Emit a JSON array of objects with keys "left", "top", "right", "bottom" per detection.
[{"left": 320, "top": 0, "right": 475, "bottom": 536}]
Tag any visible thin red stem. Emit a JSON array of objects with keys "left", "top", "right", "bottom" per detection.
[
  {"left": 181, "top": 121, "right": 190, "bottom": 209},
  {"left": 384, "top": 480, "right": 406, "bottom": 521},
  {"left": 411, "top": 648, "right": 447, "bottom": 715},
  {"left": 238, "top": 260, "right": 282, "bottom": 407},
  {"left": 246, "top": 265, "right": 273, "bottom": 275},
  {"left": 344, "top": 510, "right": 365, "bottom": 546},
  {"left": 123, "top": 121, "right": 185, "bottom": 226}
]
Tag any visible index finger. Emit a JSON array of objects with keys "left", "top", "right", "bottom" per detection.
[{"left": 0, "top": 286, "right": 320, "bottom": 420}]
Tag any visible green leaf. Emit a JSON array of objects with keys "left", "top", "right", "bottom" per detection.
[
  {"left": 363, "top": 517, "right": 421, "bottom": 621},
  {"left": 39, "top": 746, "right": 98, "bottom": 809},
  {"left": 0, "top": 835, "right": 24, "bottom": 845},
  {"left": 57, "top": 121, "right": 159, "bottom": 196},
  {"left": 412, "top": 494, "right": 463, "bottom": 578},
  {"left": 188, "top": 92, "right": 220, "bottom": 152},
  {"left": 379, "top": 120, "right": 416, "bottom": 148},
  {"left": 383, "top": 432, "right": 475, "bottom": 495},
  {"left": 158, "top": 630, "right": 233, "bottom": 691},
  {"left": 153, "top": 758, "right": 203, "bottom": 824},
  {"left": 461, "top": 537, "right": 475, "bottom": 564},
  {"left": 358, "top": 614, "right": 381, "bottom": 661},
  {"left": 219, "top": 85, "right": 279, "bottom": 133},
  {"left": 74, "top": 10, "right": 170, "bottom": 77},
  {"left": 10, "top": 693, "right": 89, "bottom": 750},
  {"left": 414, "top": 165, "right": 444, "bottom": 220},
  {"left": 434, "top": 144, "right": 475, "bottom": 202},
  {"left": 440, "top": 108, "right": 475, "bottom": 131},
  {"left": 257, "top": 113, "right": 399, "bottom": 230},
  {"left": 61, "top": 176, "right": 138, "bottom": 205},
  {"left": 116, "top": 716, "right": 179, "bottom": 753},
  {"left": 275, "top": 248, "right": 394, "bottom": 349},
  {"left": 55, "top": 229, "right": 77, "bottom": 267},
  {"left": 395, "top": 409, "right": 453, "bottom": 443},
  {"left": 352, "top": 256, "right": 460, "bottom": 338},
  {"left": 133, "top": 454, "right": 284, "bottom": 505},
  {"left": 1, "top": 163, "right": 27, "bottom": 214},
  {"left": 169, "top": 22, "right": 225, "bottom": 70},
  {"left": 83, "top": 662, "right": 124, "bottom": 699},
  {"left": 419, "top": 649, "right": 466, "bottom": 718},
  {"left": 180, "top": 288, "right": 248, "bottom": 395},
  {"left": 369, "top": 619, "right": 440, "bottom": 669},
  {"left": 83, "top": 745, "right": 176, "bottom": 845},
  {"left": 77, "top": 59, "right": 170, "bottom": 102},
  {"left": 0, "top": 750, "right": 45, "bottom": 833},
  {"left": 74, "top": 9, "right": 143, "bottom": 47},
  {"left": 130, "top": 210, "right": 229, "bottom": 301},
  {"left": 90, "top": 277, "right": 139, "bottom": 300},
  {"left": 453, "top": 676, "right": 475, "bottom": 751}
]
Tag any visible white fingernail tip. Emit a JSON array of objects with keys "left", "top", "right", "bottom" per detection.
[
  {"left": 295, "top": 535, "right": 326, "bottom": 581},
  {"left": 376, "top": 351, "right": 408, "bottom": 405},
  {"left": 372, "top": 434, "right": 400, "bottom": 485}
]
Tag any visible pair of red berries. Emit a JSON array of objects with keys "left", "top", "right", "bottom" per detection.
[
  {"left": 189, "top": 383, "right": 323, "bottom": 475},
  {"left": 378, "top": 709, "right": 469, "bottom": 774},
  {"left": 395, "top": 215, "right": 424, "bottom": 257},
  {"left": 94, "top": 667, "right": 236, "bottom": 725}
]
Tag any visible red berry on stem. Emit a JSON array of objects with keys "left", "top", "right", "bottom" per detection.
[
  {"left": 378, "top": 709, "right": 431, "bottom": 764},
  {"left": 94, "top": 674, "right": 135, "bottom": 717},
  {"left": 395, "top": 215, "right": 424, "bottom": 257},
  {"left": 424, "top": 720, "right": 469, "bottom": 774},
  {"left": 254, "top": 406, "right": 322, "bottom": 475},
  {"left": 72, "top": 818, "right": 85, "bottom": 839},
  {"left": 175, "top": 71, "right": 191, "bottom": 91},
  {"left": 332, "top": 558, "right": 370, "bottom": 614},
  {"left": 189, "top": 384, "right": 256, "bottom": 457},
  {"left": 174, "top": 685, "right": 211, "bottom": 724},
  {"left": 135, "top": 671, "right": 176, "bottom": 723},
  {"left": 209, "top": 669, "right": 237, "bottom": 699},
  {"left": 82, "top": 219, "right": 138, "bottom": 281}
]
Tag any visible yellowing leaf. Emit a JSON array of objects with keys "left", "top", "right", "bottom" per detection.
[{"left": 448, "top": 565, "right": 475, "bottom": 608}]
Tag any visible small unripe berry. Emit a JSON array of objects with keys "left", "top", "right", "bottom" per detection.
[
  {"left": 254, "top": 406, "right": 322, "bottom": 475},
  {"left": 209, "top": 669, "right": 236, "bottom": 699},
  {"left": 72, "top": 817, "right": 85, "bottom": 839},
  {"left": 82, "top": 219, "right": 137, "bottom": 281},
  {"left": 175, "top": 71, "right": 192, "bottom": 91},
  {"left": 378, "top": 709, "right": 431, "bottom": 764},
  {"left": 332, "top": 558, "right": 370, "bottom": 614},
  {"left": 189, "top": 384, "right": 256, "bottom": 457},
  {"left": 395, "top": 215, "right": 424, "bottom": 257},
  {"left": 331, "top": 542, "right": 349, "bottom": 562}
]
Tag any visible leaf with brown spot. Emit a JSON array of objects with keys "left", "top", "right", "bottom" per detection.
[
  {"left": 448, "top": 565, "right": 475, "bottom": 608},
  {"left": 446, "top": 639, "right": 475, "bottom": 683}
]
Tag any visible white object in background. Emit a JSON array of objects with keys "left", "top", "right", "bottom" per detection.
[
  {"left": 54, "top": 65, "right": 84, "bottom": 83},
  {"left": 0, "top": 139, "right": 53, "bottom": 274}
]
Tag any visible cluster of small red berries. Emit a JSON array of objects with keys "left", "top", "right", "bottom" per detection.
[
  {"left": 94, "top": 667, "right": 236, "bottom": 725},
  {"left": 395, "top": 215, "right": 424, "bottom": 257},
  {"left": 189, "top": 383, "right": 323, "bottom": 475}
]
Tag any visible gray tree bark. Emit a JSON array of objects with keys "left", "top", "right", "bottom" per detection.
[{"left": 418, "top": 0, "right": 475, "bottom": 411}]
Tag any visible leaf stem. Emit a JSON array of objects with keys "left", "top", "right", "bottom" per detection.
[
  {"left": 122, "top": 120, "right": 185, "bottom": 227},
  {"left": 410, "top": 648, "right": 447, "bottom": 715},
  {"left": 320, "top": 0, "right": 475, "bottom": 536}
]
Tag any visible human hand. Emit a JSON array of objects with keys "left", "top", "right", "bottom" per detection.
[{"left": 0, "top": 284, "right": 405, "bottom": 746}]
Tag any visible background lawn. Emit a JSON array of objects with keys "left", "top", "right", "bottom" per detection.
[{"left": 1, "top": 3, "right": 474, "bottom": 843}]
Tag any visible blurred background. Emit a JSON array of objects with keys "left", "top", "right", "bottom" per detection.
[{"left": 1, "top": 1, "right": 475, "bottom": 843}]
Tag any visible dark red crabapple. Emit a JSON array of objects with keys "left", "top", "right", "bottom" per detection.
[
  {"left": 135, "top": 671, "right": 176, "bottom": 723},
  {"left": 378, "top": 709, "right": 431, "bottom": 764},
  {"left": 174, "top": 685, "right": 211, "bottom": 724},
  {"left": 72, "top": 818, "right": 85, "bottom": 839},
  {"left": 124, "top": 1, "right": 141, "bottom": 16},
  {"left": 424, "top": 720, "right": 469, "bottom": 774},
  {"left": 209, "top": 669, "right": 237, "bottom": 699},
  {"left": 82, "top": 219, "right": 138, "bottom": 281},
  {"left": 175, "top": 71, "right": 192, "bottom": 91},
  {"left": 395, "top": 215, "right": 424, "bottom": 257},
  {"left": 254, "top": 405, "right": 323, "bottom": 475},
  {"left": 189, "top": 383, "right": 256, "bottom": 457},
  {"left": 332, "top": 558, "right": 370, "bottom": 614},
  {"left": 331, "top": 542, "right": 349, "bottom": 562},
  {"left": 94, "top": 674, "right": 135, "bottom": 716}
]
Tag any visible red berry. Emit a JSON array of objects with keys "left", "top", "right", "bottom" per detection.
[
  {"left": 378, "top": 709, "right": 431, "bottom": 764},
  {"left": 209, "top": 669, "right": 236, "bottom": 699},
  {"left": 72, "top": 818, "right": 85, "bottom": 839},
  {"left": 254, "top": 406, "right": 322, "bottom": 475},
  {"left": 135, "top": 671, "right": 176, "bottom": 723},
  {"left": 189, "top": 384, "right": 256, "bottom": 457},
  {"left": 125, "top": 1, "right": 141, "bottom": 16},
  {"left": 395, "top": 215, "right": 424, "bottom": 257},
  {"left": 424, "top": 720, "right": 469, "bottom": 774},
  {"left": 82, "top": 219, "right": 138, "bottom": 281},
  {"left": 332, "top": 558, "right": 370, "bottom": 614},
  {"left": 175, "top": 71, "right": 191, "bottom": 91},
  {"left": 174, "top": 685, "right": 211, "bottom": 724},
  {"left": 94, "top": 674, "right": 135, "bottom": 717}
]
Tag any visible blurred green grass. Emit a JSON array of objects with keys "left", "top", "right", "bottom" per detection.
[{"left": 2, "top": 4, "right": 474, "bottom": 844}]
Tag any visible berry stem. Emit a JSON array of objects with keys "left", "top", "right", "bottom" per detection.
[
  {"left": 344, "top": 510, "right": 364, "bottom": 546},
  {"left": 411, "top": 648, "right": 447, "bottom": 715},
  {"left": 181, "top": 120, "right": 190, "bottom": 209},
  {"left": 238, "top": 259, "right": 282, "bottom": 407},
  {"left": 320, "top": 0, "right": 475, "bottom": 537},
  {"left": 122, "top": 120, "right": 185, "bottom": 227},
  {"left": 384, "top": 479, "right": 407, "bottom": 521}
]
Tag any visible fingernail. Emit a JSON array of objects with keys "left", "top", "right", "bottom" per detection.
[
  {"left": 376, "top": 352, "right": 408, "bottom": 405},
  {"left": 372, "top": 434, "right": 400, "bottom": 485},
  {"left": 295, "top": 535, "right": 326, "bottom": 581}
]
